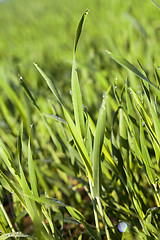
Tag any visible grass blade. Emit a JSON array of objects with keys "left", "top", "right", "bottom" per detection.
[
  {"left": 74, "top": 9, "right": 89, "bottom": 53},
  {"left": 92, "top": 88, "right": 110, "bottom": 198},
  {"left": 71, "top": 9, "right": 89, "bottom": 138},
  {"left": 28, "top": 131, "right": 39, "bottom": 197},
  {"left": 106, "top": 50, "right": 156, "bottom": 88},
  {"left": 35, "top": 64, "right": 93, "bottom": 181}
]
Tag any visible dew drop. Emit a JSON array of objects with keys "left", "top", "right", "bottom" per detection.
[
  {"left": 69, "top": 90, "right": 72, "bottom": 95},
  {"left": 142, "top": 122, "right": 145, "bottom": 127},
  {"left": 103, "top": 92, "right": 106, "bottom": 98},
  {"left": 115, "top": 86, "right": 117, "bottom": 89},
  {"left": 117, "top": 222, "right": 127, "bottom": 233}
]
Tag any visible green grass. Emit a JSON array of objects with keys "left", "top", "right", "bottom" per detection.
[{"left": 1, "top": 0, "right": 160, "bottom": 239}]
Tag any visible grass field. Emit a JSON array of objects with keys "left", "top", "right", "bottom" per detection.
[{"left": 0, "top": 0, "right": 160, "bottom": 239}]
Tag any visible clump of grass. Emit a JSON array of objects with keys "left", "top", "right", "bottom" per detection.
[{"left": 0, "top": 2, "right": 160, "bottom": 240}]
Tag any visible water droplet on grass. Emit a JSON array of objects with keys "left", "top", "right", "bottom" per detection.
[
  {"left": 19, "top": 76, "right": 23, "bottom": 82},
  {"left": 117, "top": 222, "right": 127, "bottom": 233},
  {"left": 69, "top": 90, "right": 72, "bottom": 95},
  {"left": 142, "top": 122, "right": 145, "bottom": 127},
  {"left": 103, "top": 92, "right": 106, "bottom": 98}
]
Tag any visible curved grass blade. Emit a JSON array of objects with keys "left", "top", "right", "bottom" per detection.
[
  {"left": 66, "top": 206, "right": 101, "bottom": 240},
  {"left": 42, "top": 113, "right": 67, "bottom": 125},
  {"left": 74, "top": 9, "right": 89, "bottom": 53},
  {"left": 34, "top": 63, "right": 63, "bottom": 105},
  {"left": 20, "top": 74, "right": 63, "bottom": 151},
  {"left": 106, "top": 50, "right": 156, "bottom": 88},
  {"left": 0, "top": 170, "right": 26, "bottom": 207},
  {"left": 0, "top": 143, "right": 21, "bottom": 185},
  {"left": 35, "top": 64, "right": 93, "bottom": 181}
]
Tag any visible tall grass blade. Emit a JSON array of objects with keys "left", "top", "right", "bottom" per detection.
[
  {"left": 92, "top": 88, "right": 110, "bottom": 198},
  {"left": 71, "top": 10, "right": 89, "bottom": 138},
  {"left": 28, "top": 131, "right": 39, "bottom": 197},
  {"left": 74, "top": 9, "right": 89, "bottom": 53},
  {"left": 35, "top": 64, "right": 93, "bottom": 181},
  {"left": 87, "top": 114, "right": 118, "bottom": 174},
  {"left": 140, "top": 121, "right": 155, "bottom": 185}
]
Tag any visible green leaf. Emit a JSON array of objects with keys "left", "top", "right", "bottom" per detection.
[
  {"left": 74, "top": 9, "right": 89, "bottom": 53},
  {"left": 71, "top": 10, "right": 89, "bottom": 138},
  {"left": 0, "top": 143, "right": 21, "bottom": 185},
  {"left": 106, "top": 50, "right": 156, "bottom": 88},
  {"left": 35, "top": 64, "right": 93, "bottom": 181},
  {"left": 140, "top": 120, "right": 155, "bottom": 185},
  {"left": 19, "top": 76, "right": 40, "bottom": 110},
  {"left": 28, "top": 132, "right": 39, "bottom": 197},
  {"left": 92, "top": 88, "right": 110, "bottom": 197}
]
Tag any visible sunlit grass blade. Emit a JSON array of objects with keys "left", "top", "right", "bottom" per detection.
[
  {"left": 20, "top": 75, "right": 63, "bottom": 151},
  {"left": 0, "top": 232, "right": 30, "bottom": 240},
  {"left": 63, "top": 108, "right": 93, "bottom": 181},
  {"left": 87, "top": 114, "right": 118, "bottom": 174},
  {"left": 129, "top": 88, "right": 159, "bottom": 147},
  {"left": 71, "top": 10, "right": 89, "bottom": 138},
  {"left": 66, "top": 206, "right": 101, "bottom": 240},
  {"left": 19, "top": 164, "right": 52, "bottom": 240},
  {"left": 0, "top": 76, "right": 27, "bottom": 125},
  {"left": 142, "top": 83, "right": 160, "bottom": 145},
  {"left": 92, "top": 88, "right": 110, "bottom": 198},
  {"left": 34, "top": 63, "right": 63, "bottom": 105},
  {"left": 119, "top": 107, "right": 129, "bottom": 163},
  {"left": 106, "top": 50, "right": 156, "bottom": 87},
  {"left": 74, "top": 9, "right": 89, "bottom": 53},
  {"left": 140, "top": 120, "right": 155, "bottom": 185},
  {"left": 42, "top": 113, "right": 67, "bottom": 125},
  {"left": 19, "top": 76, "right": 40, "bottom": 110},
  {"left": 35, "top": 63, "right": 93, "bottom": 181},
  {"left": 28, "top": 131, "right": 39, "bottom": 197},
  {"left": 0, "top": 170, "right": 26, "bottom": 207},
  {"left": 0, "top": 143, "right": 21, "bottom": 185}
]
